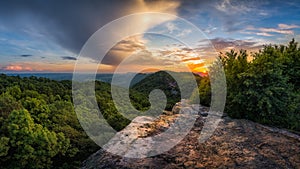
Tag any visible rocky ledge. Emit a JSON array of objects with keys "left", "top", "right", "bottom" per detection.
[{"left": 82, "top": 101, "right": 300, "bottom": 169}]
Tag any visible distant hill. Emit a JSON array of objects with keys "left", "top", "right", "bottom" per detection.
[
  {"left": 131, "top": 71, "right": 201, "bottom": 110},
  {"left": 3, "top": 73, "right": 149, "bottom": 87}
]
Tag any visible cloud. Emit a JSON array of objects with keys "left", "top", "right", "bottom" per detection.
[
  {"left": 20, "top": 54, "right": 33, "bottom": 57},
  {"left": 61, "top": 56, "right": 77, "bottom": 61},
  {"left": 112, "top": 37, "right": 146, "bottom": 52},
  {"left": 256, "top": 32, "right": 274, "bottom": 37},
  {"left": 1, "top": 62, "right": 76, "bottom": 72},
  {"left": 177, "top": 29, "right": 192, "bottom": 37},
  {"left": 177, "top": 0, "right": 270, "bottom": 33},
  {"left": 102, "top": 36, "right": 146, "bottom": 66},
  {"left": 121, "top": 49, "right": 166, "bottom": 66},
  {"left": 154, "top": 46, "right": 208, "bottom": 72},
  {"left": 258, "top": 28, "right": 294, "bottom": 35},
  {"left": 215, "top": 0, "right": 252, "bottom": 14},
  {"left": 104, "top": 40, "right": 180, "bottom": 67},
  {"left": 204, "top": 38, "right": 264, "bottom": 52},
  {"left": 2, "top": 64, "right": 33, "bottom": 71},
  {"left": 166, "top": 22, "right": 178, "bottom": 33},
  {"left": 182, "top": 57, "right": 202, "bottom": 62},
  {"left": 204, "top": 26, "right": 218, "bottom": 34},
  {"left": 278, "top": 23, "right": 300, "bottom": 29},
  {"left": 245, "top": 23, "right": 298, "bottom": 37}
]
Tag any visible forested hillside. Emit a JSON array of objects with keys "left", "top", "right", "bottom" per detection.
[
  {"left": 0, "top": 71, "right": 201, "bottom": 168},
  {"left": 132, "top": 71, "right": 201, "bottom": 110},
  {"left": 0, "top": 75, "right": 150, "bottom": 168}
]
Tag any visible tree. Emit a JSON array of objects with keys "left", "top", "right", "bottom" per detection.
[
  {"left": 2, "top": 109, "right": 70, "bottom": 169},
  {"left": 219, "top": 41, "right": 299, "bottom": 130}
]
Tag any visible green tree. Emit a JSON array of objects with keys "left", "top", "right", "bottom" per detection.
[
  {"left": 3, "top": 109, "right": 70, "bottom": 169},
  {"left": 219, "top": 40, "right": 299, "bottom": 130}
]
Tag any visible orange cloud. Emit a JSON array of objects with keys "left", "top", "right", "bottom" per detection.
[
  {"left": 4, "top": 65, "right": 33, "bottom": 71},
  {"left": 2, "top": 62, "right": 76, "bottom": 72}
]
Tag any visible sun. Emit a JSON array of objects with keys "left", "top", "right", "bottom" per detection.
[
  {"left": 192, "top": 67, "right": 207, "bottom": 73},
  {"left": 186, "top": 61, "right": 208, "bottom": 75}
]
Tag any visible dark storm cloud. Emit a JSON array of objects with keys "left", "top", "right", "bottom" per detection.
[
  {"left": 0, "top": 0, "right": 138, "bottom": 55},
  {"left": 20, "top": 54, "right": 33, "bottom": 57},
  {"left": 61, "top": 56, "right": 77, "bottom": 61}
]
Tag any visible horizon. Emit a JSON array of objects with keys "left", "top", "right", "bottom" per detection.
[{"left": 0, "top": 70, "right": 205, "bottom": 75}]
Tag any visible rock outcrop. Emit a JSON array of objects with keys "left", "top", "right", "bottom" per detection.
[{"left": 82, "top": 101, "right": 300, "bottom": 169}]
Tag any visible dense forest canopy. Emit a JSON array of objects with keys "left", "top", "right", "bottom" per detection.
[
  {"left": 0, "top": 76, "right": 151, "bottom": 168},
  {"left": 0, "top": 39, "right": 299, "bottom": 168},
  {"left": 192, "top": 39, "right": 300, "bottom": 131},
  {"left": 222, "top": 39, "right": 299, "bottom": 131}
]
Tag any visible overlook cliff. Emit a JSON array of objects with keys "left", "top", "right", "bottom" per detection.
[{"left": 82, "top": 102, "right": 300, "bottom": 169}]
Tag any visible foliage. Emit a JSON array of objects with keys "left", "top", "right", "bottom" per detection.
[
  {"left": 132, "top": 71, "right": 201, "bottom": 110},
  {"left": 4, "top": 109, "right": 69, "bottom": 168},
  {"left": 190, "top": 76, "right": 211, "bottom": 106},
  {"left": 0, "top": 76, "right": 97, "bottom": 168},
  {"left": 195, "top": 39, "right": 300, "bottom": 131},
  {"left": 0, "top": 74, "right": 155, "bottom": 168}
]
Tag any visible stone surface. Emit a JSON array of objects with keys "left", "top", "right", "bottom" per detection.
[{"left": 82, "top": 103, "right": 300, "bottom": 169}]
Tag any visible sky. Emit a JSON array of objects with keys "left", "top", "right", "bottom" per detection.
[{"left": 0, "top": 0, "right": 299, "bottom": 73}]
